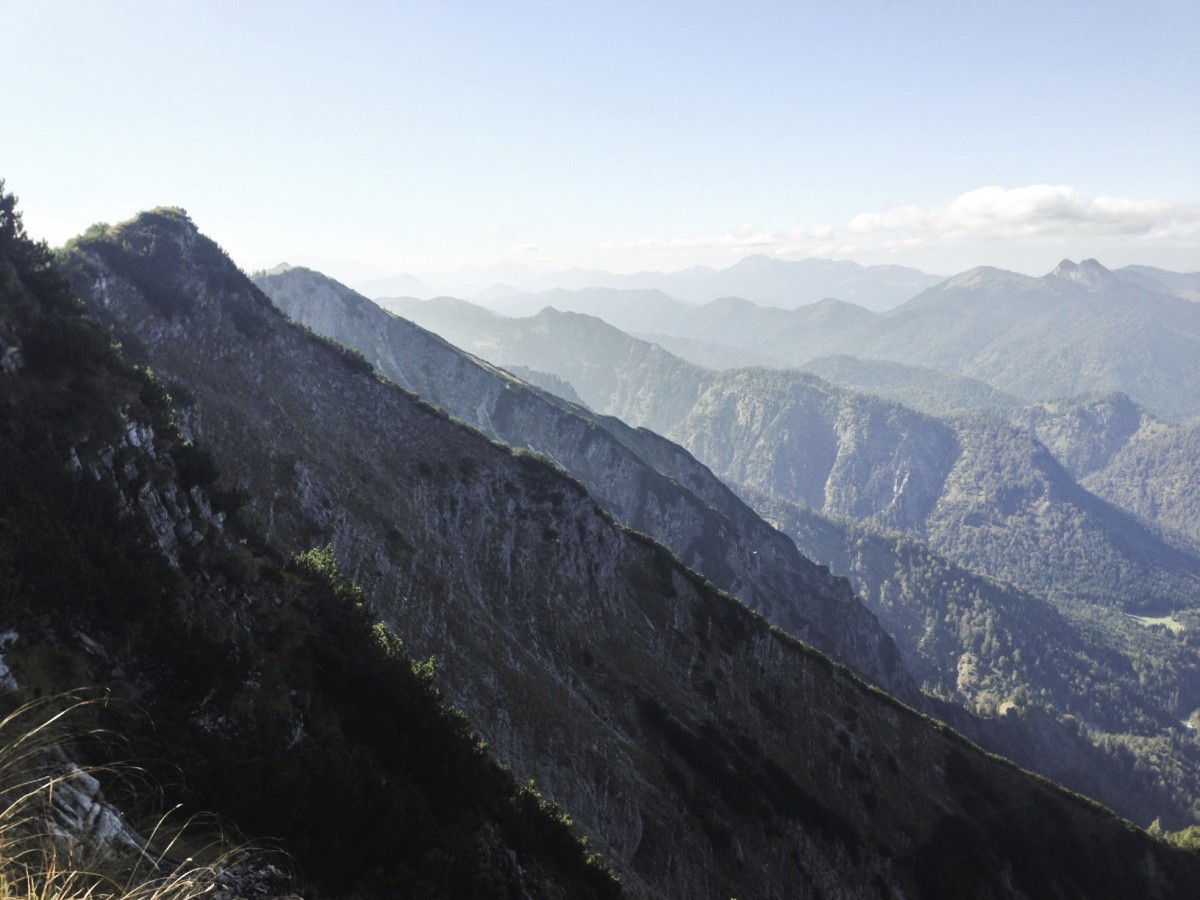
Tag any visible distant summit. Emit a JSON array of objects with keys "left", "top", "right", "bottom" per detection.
[
  {"left": 1048, "top": 258, "right": 1119, "bottom": 289},
  {"left": 892, "top": 266, "right": 1030, "bottom": 311}
]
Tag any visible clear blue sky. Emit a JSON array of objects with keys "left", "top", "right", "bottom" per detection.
[{"left": 5, "top": 0, "right": 1198, "bottom": 283}]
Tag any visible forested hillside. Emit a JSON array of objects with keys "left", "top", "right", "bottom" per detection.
[{"left": 1021, "top": 394, "right": 1200, "bottom": 552}]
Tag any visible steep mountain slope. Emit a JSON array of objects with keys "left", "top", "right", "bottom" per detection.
[
  {"left": 743, "top": 488, "right": 1200, "bottom": 828},
  {"left": 503, "top": 363, "right": 589, "bottom": 406},
  {"left": 919, "top": 413, "right": 1200, "bottom": 612},
  {"left": 0, "top": 192, "right": 622, "bottom": 899},
  {"left": 394, "top": 301, "right": 1200, "bottom": 822},
  {"left": 56, "top": 206, "right": 1200, "bottom": 897},
  {"left": 1017, "top": 392, "right": 1148, "bottom": 479},
  {"left": 405, "top": 305, "right": 1200, "bottom": 615},
  {"left": 1020, "top": 394, "right": 1200, "bottom": 552},
  {"left": 255, "top": 265, "right": 910, "bottom": 696},
  {"left": 261, "top": 266, "right": 1200, "bottom": 828},
  {"left": 1083, "top": 419, "right": 1200, "bottom": 551}
]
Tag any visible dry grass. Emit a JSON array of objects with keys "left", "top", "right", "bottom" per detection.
[{"left": 0, "top": 694, "right": 265, "bottom": 900}]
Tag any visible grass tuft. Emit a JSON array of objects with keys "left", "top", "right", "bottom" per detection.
[{"left": 0, "top": 694, "right": 276, "bottom": 900}]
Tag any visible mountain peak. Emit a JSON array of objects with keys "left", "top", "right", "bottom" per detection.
[
  {"left": 1048, "top": 258, "right": 1118, "bottom": 289},
  {"left": 943, "top": 265, "right": 1028, "bottom": 289}
]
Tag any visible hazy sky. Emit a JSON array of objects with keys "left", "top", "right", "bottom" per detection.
[{"left": 6, "top": 0, "right": 1199, "bottom": 283}]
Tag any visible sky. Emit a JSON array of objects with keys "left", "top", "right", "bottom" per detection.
[{"left": 5, "top": 0, "right": 1199, "bottom": 286}]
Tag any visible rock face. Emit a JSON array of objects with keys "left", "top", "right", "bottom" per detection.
[
  {"left": 44, "top": 763, "right": 148, "bottom": 861},
  {"left": 256, "top": 266, "right": 911, "bottom": 699},
  {"left": 60, "top": 210, "right": 1200, "bottom": 898}
]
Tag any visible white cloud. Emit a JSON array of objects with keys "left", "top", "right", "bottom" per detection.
[
  {"left": 848, "top": 185, "right": 1200, "bottom": 242},
  {"left": 584, "top": 187, "right": 1199, "bottom": 275},
  {"left": 514, "top": 243, "right": 541, "bottom": 254}
]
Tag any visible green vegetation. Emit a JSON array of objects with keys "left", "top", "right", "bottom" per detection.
[
  {"left": 1074, "top": 413, "right": 1200, "bottom": 553},
  {"left": 63, "top": 209, "right": 279, "bottom": 341},
  {"left": 798, "top": 354, "right": 1023, "bottom": 416},
  {"left": 924, "top": 414, "right": 1200, "bottom": 615},
  {"left": 756, "top": 488, "right": 1200, "bottom": 828},
  {"left": 474, "top": 312, "right": 1200, "bottom": 828}
]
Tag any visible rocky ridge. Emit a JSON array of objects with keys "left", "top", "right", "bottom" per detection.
[{"left": 256, "top": 266, "right": 911, "bottom": 698}]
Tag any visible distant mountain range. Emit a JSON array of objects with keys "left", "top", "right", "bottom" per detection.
[
  {"left": 1116, "top": 264, "right": 1200, "bottom": 301},
  {"left": 398, "top": 258, "right": 1200, "bottom": 420},
  {"left": 359, "top": 254, "right": 947, "bottom": 311},
  {"left": 386, "top": 301, "right": 1200, "bottom": 615},
  {"left": 284, "top": 262, "right": 1200, "bottom": 831},
  {"left": 358, "top": 254, "right": 1198, "bottom": 317}
]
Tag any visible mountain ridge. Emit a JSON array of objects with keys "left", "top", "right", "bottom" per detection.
[
  {"left": 412, "top": 258, "right": 1200, "bottom": 420},
  {"left": 362, "top": 254, "right": 944, "bottom": 311},
  {"left": 255, "top": 264, "right": 912, "bottom": 696}
]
